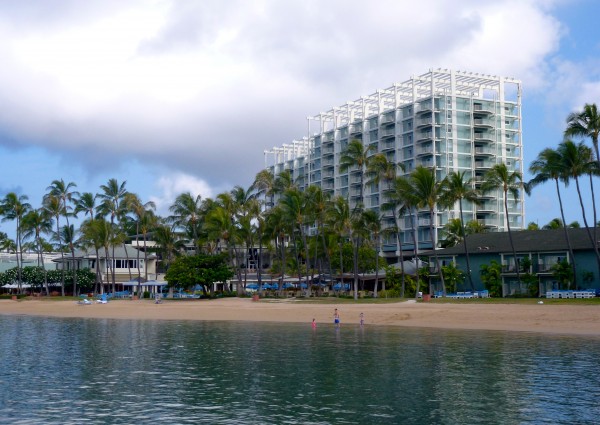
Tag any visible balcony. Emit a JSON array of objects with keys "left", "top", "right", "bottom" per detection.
[
  {"left": 416, "top": 117, "right": 434, "bottom": 127},
  {"left": 474, "top": 133, "right": 495, "bottom": 141},
  {"left": 476, "top": 202, "right": 496, "bottom": 213},
  {"left": 350, "top": 123, "right": 363, "bottom": 134},
  {"left": 381, "top": 114, "right": 395, "bottom": 124},
  {"left": 535, "top": 262, "right": 557, "bottom": 273},
  {"left": 504, "top": 105, "right": 518, "bottom": 117},
  {"left": 416, "top": 131, "right": 434, "bottom": 142},
  {"left": 474, "top": 160, "right": 494, "bottom": 169},
  {"left": 473, "top": 118, "right": 494, "bottom": 128},
  {"left": 380, "top": 127, "right": 396, "bottom": 138},
  {"left": 416, "top": 146, "right": 434, "bottom": 156},
  {"left": 415, "top": 103, "right": 434, "bottom": 114},
  {"left": 473, "top": 104, "right": 494, "bottom": 114},
  {"left": 381, "top": 140, "right": 396, "bottom": 151},
  {"left": 474, "top": 146, "right": 494, "bottom": 156},
  {"left": 418, "top": 218, "right": 431, "bottom": 227}
]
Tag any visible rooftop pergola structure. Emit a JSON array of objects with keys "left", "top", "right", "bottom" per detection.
[{"left": 264, "top": 68, "right": 521, "bottom": 166}]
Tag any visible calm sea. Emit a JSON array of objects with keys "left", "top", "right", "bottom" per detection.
[{"left": 0, "top": 316, "right": 598, "bottom": 424}]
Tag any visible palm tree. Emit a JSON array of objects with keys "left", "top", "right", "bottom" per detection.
[
  {"left": 47, "top": 179, "right": 78, "bottom": 226},
  {"left": 368, "top": 154, "right": 405, "bottom": 296},
  {"left": 565, "top": 103, "right": 600, "bottom": 169},
  {"left": 43, "top": 195, "right": 67, "bottom": 295},
  {"left": 327, "top": 196, "right": 353, "bottom": 296},
  {"left": 264, "top": 205, "right": 290, "bottom": 294},
  {"left": 482, "top": 163, "right": 523, "bottom": 286},
  {"left": 466, "top": 219, "right": 486, "bottom": 235},
  {"left": 153, "top": 222, "right": 183, "bottom": 274},
  {"left": 440, "top": 171, "right": 480, "bottom": 290},
  {"left": 404, "top": 167, "right": 446, "bottom": 295},
  {"left": 273, "top": 169, "right": 295, "bottom": 195},
  {"left": 339, "top": 139, "right": 374, "bottom": 211},
  {"left": 21, "top": 209, "right": 53, "bottom": 295},
  {"left": 557, "top": 140, "right": 600, "bottom": 272},
  {"left": 363, "top": 209, "right": 383, "bottom": 297},
  {"left": 386, "top": 176, "right": 414, "bottom": 296},
  {"left": 252, "top": 172, "right": 279, "bottom": 291},
  {"left": 47, "top": 179, "right": 79, "bottom": 292},
  {"left": 60, "top": 224, "right": 79, "bottom": 296},
  {"left": 252, "top": 169, "right": 276, "bottom": 210},
  {"left": 304, "top": 185, "right": 334, "bottom": 289},
  {"left": 75, "top": 192, "right": 97, "bottom": 219},
  {"left": 97, "top": 179, "right": 128, "bottom": 288},
  {"left": 79, "top": 218, "right": 111, "bottom": 294},
  {"left": 543, "top": 218, "right": 564, "bottom": 229},
  {"left": 280, "top": 188, "right": 311, "bottom": 296},
  {"left": 124, "top": 193, "right": 156, "bottom": 288},
  {"left": 439, "top": 218, "right": 464, "bottom": 248},
  {"left": 1, "top": 193, "right": 32, "bottom": 293},
  {"left": 169, "top": 192, "right": 202, "bottom": 254},
  {"left": 139, "top": 210, "right": 158, "bottom": 283}
]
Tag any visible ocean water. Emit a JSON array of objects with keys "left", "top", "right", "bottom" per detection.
[{"left": 0, "top": 315, "right": 599, "bottom": 424}]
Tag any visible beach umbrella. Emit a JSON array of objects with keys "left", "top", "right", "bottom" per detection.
[
  {"left": 247, "top": 283, "right": 259, "bottom": 290},
  {"left": 282, "top": 282, "right": 295, "bottom": 289}
]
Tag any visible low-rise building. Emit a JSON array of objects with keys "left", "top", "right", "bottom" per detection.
[{"left": 424, "top": 229, "right": 600, "bottom": 296}]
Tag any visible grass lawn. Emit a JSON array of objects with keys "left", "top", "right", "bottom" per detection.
[{"left": 284, "top": 296, "right": 600, "bottom": 305}]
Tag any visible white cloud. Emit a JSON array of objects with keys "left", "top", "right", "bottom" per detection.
[
  {"left": 149, "top": 172, "right": 214, "bottom": 216},
  {"left": 0, "top": 0, "right": 570, "bottom": 195}
]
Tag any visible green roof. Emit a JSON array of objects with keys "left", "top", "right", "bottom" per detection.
[{"left": 425, "top": 228, "right": 597, "bottom": 256}]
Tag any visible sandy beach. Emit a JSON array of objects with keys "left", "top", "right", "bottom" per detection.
[{"left": 1, "top": 298, "right": 599, "bottom": 336}]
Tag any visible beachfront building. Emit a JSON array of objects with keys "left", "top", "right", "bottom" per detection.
[
  {"left": 264, "top": 69, "right": 524, "bottom": 261},
  {"left": 424, "top": 229, "right": 600, "bottom": 296},
  {"left": 53, "top": 244, "right": 158, "bottom": 284}
]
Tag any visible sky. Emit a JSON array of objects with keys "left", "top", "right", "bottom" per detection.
[{"left": 0, "top": 0, "right": 599, "bottom": 233}]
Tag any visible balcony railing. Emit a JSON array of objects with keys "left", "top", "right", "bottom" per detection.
[{"left": 473, "top": 104, "right": 494, "bottom": 114}]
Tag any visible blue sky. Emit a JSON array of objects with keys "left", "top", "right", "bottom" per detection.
[{"left": 0, "top": 0, "right": 599, "bottom": 234}]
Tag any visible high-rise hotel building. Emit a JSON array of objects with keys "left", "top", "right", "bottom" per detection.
[{"left": 264, "top": 69, "right": 524, "bottom": 259}]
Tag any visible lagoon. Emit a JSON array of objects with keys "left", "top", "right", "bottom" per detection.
[{"left": 0, "top": 316, "right": 599, "bottom": 424}]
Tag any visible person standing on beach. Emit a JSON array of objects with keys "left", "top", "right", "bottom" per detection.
[
  {"left": 360, "top": 312, "right": 364, "bottom": 326},
  {"left": 312, "top": 318, "right": 317, "bottom": 329},
  {"left": 334, "top": 308, "right": 340, "bottom": 327}
]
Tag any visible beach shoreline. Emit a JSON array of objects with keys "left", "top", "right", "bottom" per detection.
[{"left": 1, "top": 298, "right": 599, "bottom": 336}]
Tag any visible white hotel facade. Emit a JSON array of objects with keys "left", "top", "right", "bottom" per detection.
[{"left": 264, "top": 69, "right": 524, "bottom": 260}]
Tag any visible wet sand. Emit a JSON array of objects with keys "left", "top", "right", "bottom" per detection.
[{"left": 1, "top": 298, "right": 599, "bottom": 336}]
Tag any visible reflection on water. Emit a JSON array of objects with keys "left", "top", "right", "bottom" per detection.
[{"left": 0, "top": 316, "right": 599, "bottom": 424}]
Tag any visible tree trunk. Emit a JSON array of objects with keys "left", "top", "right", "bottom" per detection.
[
  {"left": 504, "top": 190, "right": 521, "bottom": 287},
  {"left": 393, "top": 207, "right": 406, "bottom": 297},
  {"left": 459, "top": 200, "right": 475, "bottom": 291},
  {"left": 94, "top": 246, "right": 102, "bottom": 295},
  {"left": 555, "top": 179, "right": 577, "bottom": 288},
  {"left": 411, "top": 208, "right": 421, "bottom": 299},
  {"left": 429, "top": 208, "right": 446, "bottom": 295},
  {"left": 300, "top": 226, "right": 311, "bottom": 297},
  {"left": 353, "top": 235, "right": 359, "bottom": 300},
  {"left": 38, "top": 235, "right": 49, "bottom": 296},
  {"left": 374, "top": 232, "right": 380, "bottom": 298},
  {"left": 71, "top": 245, "right": 77, "bottom": 296},
  {"left": 55, "top": 219, "right": 65, "bottom": 296}
]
